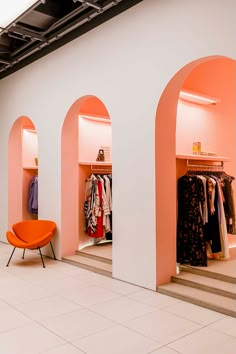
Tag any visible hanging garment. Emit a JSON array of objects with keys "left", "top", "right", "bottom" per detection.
[
  {"left": 204, "top": 176, "right": 222, "bottom": 254},
  {"left": 88, "top": 179, "right": 104, "bottom": 238},
  {"left": 177, "top": 169, "right": 235, "bottom": 265},
  {"left": 221, "top": 174, "right": 236, "bottom": 235},
  {"left": 84, "top": 174, "right": 98, "bottom": 234},
  {"left": 103, "top": 175, "right": 112, "bottom": 233},
  {"left": 105, "top": 174, "right": 113, "bottom": 240},
  {"left": 197, "top": 175, "right": 208, "bottom": 224},
  {"left": 84, "top": 174, "right": 112, "bottom": 239},
  {"left": 215, "top": 178, "right": 230, "bottom": 259},
  {"left": 177, "top": 175, "right": 207, "bottom": 266},
  {"left": 28, "top": 176, "right": 38, "bottom": 215}
]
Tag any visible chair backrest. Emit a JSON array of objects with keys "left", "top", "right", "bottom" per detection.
[{"left": 12, "top": 220, "right": 56, "bottom": 243}]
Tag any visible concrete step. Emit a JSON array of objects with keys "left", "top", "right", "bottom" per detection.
[
  {"left": 157, "top": 282, "right": 236, "bottom": 318},
  {"left": 172, "top": 272, "right": 236, "bottom": 299},
  {"left": 180, "top": 264, "right": 236, "bottom": 284},
  {"left": 76, "top": 250, "right": 112, "bottom": 264},
  {"left": 62, "top": 254, "right": 112, "bottom": 278}
]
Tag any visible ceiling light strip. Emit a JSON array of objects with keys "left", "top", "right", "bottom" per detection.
[{"left": 179, "top": 90, "right": 220, "bottom": 105}]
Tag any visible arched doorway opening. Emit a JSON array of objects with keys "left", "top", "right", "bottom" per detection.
[
  {"left": 8, "top": 116, "right": 38, "bottom": 228},
  {"left": 61, "top": 96, "right": 112, "bottom": 272},
  {"left": 155, "top": 56, "right": 236, "bottom": 286}
]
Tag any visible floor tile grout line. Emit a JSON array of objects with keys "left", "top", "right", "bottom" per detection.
[
  {"left": 160, "top": 305, "right": 227, "bottom": 326},
  {"left": 119, "top": 313, "right": 212, "bottom": 347},
  {"left": 5, "top": 293, "right": 236, "bottom": 350},
  {"left": 5, "top": 297, "right": 122, "bottom": 344},
  {"left": 146, "top": 306, "right": 207, "bottom": 327},
  {"left": 18, "top": 292, "right": 161, "bottom": 342},
  {"left": 203, "top": 324, "right": 236, "bottom": 339},
  {"left": 126, "top": 295, "right": 184, "bottom": 310},
  {"left": 58, "top": 293, "right": 148, "bottom": 326},
  {"left": 0, "top": 294, "right": 119, "bottom": 349},
  {"left": 155, "top": 319, "right": 236, "bottom": 350},
  {"left": 152, "top": 325, "right": 207, "bottom": 349},
  {"left": 75, "top": 294, "right": 159, "bottom": 324},
  {"left": 147, "top": 343, "right": 182, "bottom": 354}
]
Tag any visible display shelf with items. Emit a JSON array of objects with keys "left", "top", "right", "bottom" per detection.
[
  {"left": 176, "top": 155, "right": 230, "bottom": 179},
  {"left": 176, "top": 154, "right": 231, "bottom": 162},
  {"left": 79, "top": 161, "right": 112, "bottom": 166}
]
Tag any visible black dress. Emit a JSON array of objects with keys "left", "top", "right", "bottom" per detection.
[{"left": 177, "top": 175, "right": 207, "bottom": 266}]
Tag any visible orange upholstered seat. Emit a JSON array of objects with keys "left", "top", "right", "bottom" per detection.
[{"left": 6, "top": 220, "right": 57, "bottom": 268}]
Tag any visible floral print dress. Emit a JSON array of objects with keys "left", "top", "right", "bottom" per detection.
[{"left": 177, "top": 175, "right": 207, "bottom": 266}]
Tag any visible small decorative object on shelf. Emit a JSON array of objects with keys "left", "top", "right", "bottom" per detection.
[
  {"left": 192, "top": 142, "right": 201, "bottom": 155},
  {"left": 96, "top": 149, "right": 105, "bottom": 161},
  {"left": 34, "top": 157, "right": 38, "bottom": 166}
]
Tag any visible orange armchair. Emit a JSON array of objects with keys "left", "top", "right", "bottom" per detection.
[{"left": 6, "top": 220, "right": 57, "bottom": 268}]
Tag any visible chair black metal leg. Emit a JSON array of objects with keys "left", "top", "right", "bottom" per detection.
[
  {"left": 38, "top": 247, "right": 45, "bottom": 268},
  {"left": 6, "top": 247, "right": 16, "bottom": 267},
  {"left": 50, "top": 242, "right": 56, "bottom": 260},
  {"left": 22, "top": 249, "right": 25, "bottom": 259}
]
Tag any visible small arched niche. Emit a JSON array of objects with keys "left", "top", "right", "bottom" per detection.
[
  {"left": 155, "top": 56, "right": 236, "bottom": 286},
  {"left": 61, "top": 95, "right": 112, "bottom": 264},
  {"left": 8, "top": 116, "right": 38, "bottom": 229}
]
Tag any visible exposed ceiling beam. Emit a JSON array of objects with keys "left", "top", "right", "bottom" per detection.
[
  {"left": 74, "top": 1, "right": 102, "bottom": 10},
  {"left": 0, "top": 58, "right": 10, "bottom": 65},
  {"left": 0, "top": 0, "right": 144, "bottom": 79},
  {"left": 9, "top": 25, "right": 46, "bottom": 42},
  {"left": 0, "top": 0, "right": 44, "bottom": 38}
]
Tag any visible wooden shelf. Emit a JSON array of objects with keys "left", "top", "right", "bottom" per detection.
[
  {"left": 79, "top": 161, "right": 112, "bottom": 166},
  {"left": 176, "top": 154, "right": 230, "bottom": 162},
  {"left": 23, "top": 166, "right": 38, "bottom": 169}
]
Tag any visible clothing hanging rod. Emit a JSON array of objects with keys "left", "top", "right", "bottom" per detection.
[
  {"left": 90, "top": 165, "right": 112, "bottom": 173},
  {"left": 186, "top": 159, "right": 224, "bottom": 169}
]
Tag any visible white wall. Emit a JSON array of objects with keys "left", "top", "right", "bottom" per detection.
[{"left": 0, "top": 0, "right": 235, "bottom": 289}]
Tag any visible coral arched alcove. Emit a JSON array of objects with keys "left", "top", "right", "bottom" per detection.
[
  {"left": 155, "top": 55, "right": 236, "bottom": 286},
  {"left": 8, "top": 116, "right": 36, "bottom": 228},
  {"left": 61, "top": 95, "right": 110, "bottom": 257}
]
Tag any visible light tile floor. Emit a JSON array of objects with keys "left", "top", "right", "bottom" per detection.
[{"left": 0, "top": 242, "right": 236, "bottom": 354}]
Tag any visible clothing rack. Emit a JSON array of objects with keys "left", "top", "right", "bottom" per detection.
[
  {"left": 186, "top": 159, "right": 224, "bottom": 171},
  {"left": 90, "top": 165, "right": 112, "bottom": 173}
]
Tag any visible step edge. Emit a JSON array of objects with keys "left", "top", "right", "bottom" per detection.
[
  {"left": 171, "top": 277, "right": 236, "bottom": 299},
  {"left": 64, "top": 255, "right": 112, "bottom": 268},
  {"left": 157, "top": 287, "right": 236, "bottom": 318},
  {"left": 180, "top": 265, "right": 236, "bottom": 284},
  {"left": 76, "top": 251, "right": 112, "bottom": 264},
  {"left": 158, "top": 283, "right": 236, "bottom": 308},
  {"left": 62, "top": 258, "right": 112, "bottom": 278},
  {"left": 174, "top": 272, "right": 236, "bottom": 286}
]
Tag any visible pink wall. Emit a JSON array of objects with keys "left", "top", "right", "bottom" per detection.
[
  {"left": 22, "top": 129, "right": 38, "bottom": 167},
  {"left": 61, "top": 96, "right": 110, "bottom": 257},
  {"left": 79, "top": 118, "right": 112, "bottom": 162},
  {"left": 155, "top": 56, "right": 236, "bottom": 286},
  {"left": 8, "top": 117, "right": 36, "bottom": 228},
  {"left": 177, "top": 58, "right": 236, "bottom": 177},
  {"left": 79, "top": 97, "right": 110, "bottom": 118}
]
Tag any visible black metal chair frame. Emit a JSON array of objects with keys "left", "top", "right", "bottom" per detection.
[{"left": 6, "top": 241, "right": 56, "bottom": 268}]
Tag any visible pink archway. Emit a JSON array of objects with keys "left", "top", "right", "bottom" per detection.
[
  {"left": 61, "top": 95, "right": 110, "bottom": 257},
  {"left": 8, "top": 116, "right": 36, "bottom": 228},
  {"left": 155, "top": 55, "right": 236, "bottom": 285}
]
